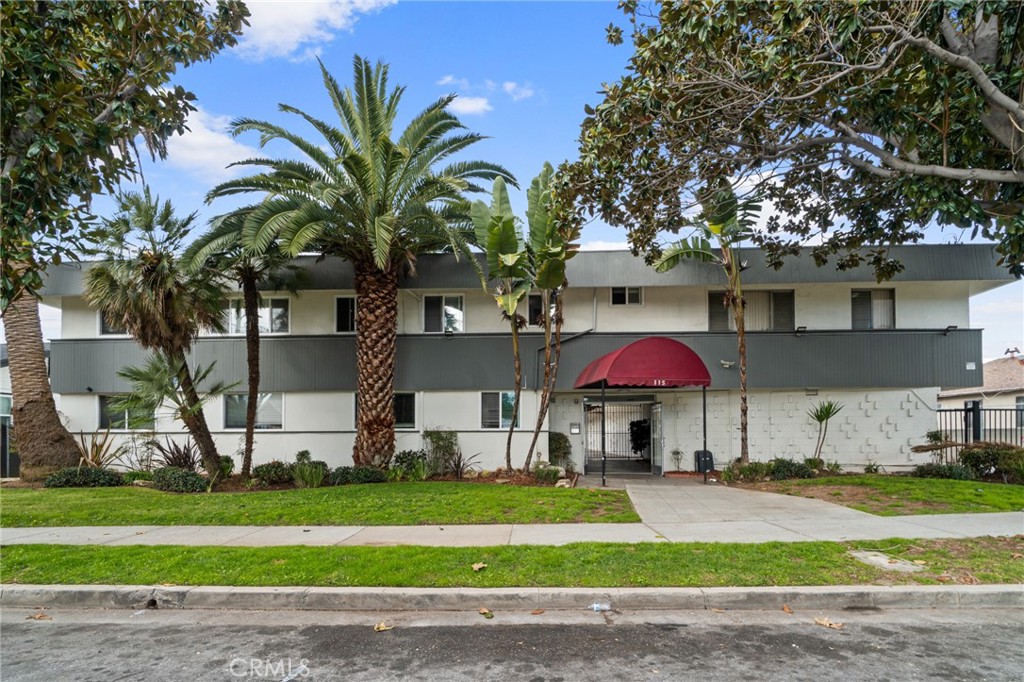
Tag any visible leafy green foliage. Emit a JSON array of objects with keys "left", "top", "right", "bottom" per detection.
[
  {"left": 151, "top": 438, "right": 201, "bottom": 473},
  {"left": 770, "top": 458, "right": 816, "bottom": 481},
  {"left": 151, "top": 467, "right": 207, "bottom": 493},
  {"left": 293, "top": 460, "right": 329, "bottom": 489},
  {"left": 121, "top": 471, "right": 153, "bottom": 485},
  {"left": 333, "top": 466, "right": 388, "bottom": 485},
  {"left": 219, "top": 456, "right": 235, "bottom": 479},
  {"left": 533, "top": 465, "right": 561, "bottom": 485},
  {"left": 44, "top": 467, "right": 123, "bottom": 489},
  {"left": 253, "top": 460, "right": 294, "bottom": 485},
  {"left": 423, "top": 429, "right": 459, "bottom": 476},
  {"left": 548, "top": 433, "right": 573, "bottom": 468},
  {"left": 1, "top": 0, "right": 249, "bottom": 307},
  {"left": 913, "top": 463, "right": 976, "bottom": 481},
  {"left": 561, "top": 0, "right": 1024, "bottom": 278},
  {"left": 75, "top": 430, "right": 126, "bottom": 470},
  {"left": 959, "top": 444, "right": 1024, "bottom": 481}
]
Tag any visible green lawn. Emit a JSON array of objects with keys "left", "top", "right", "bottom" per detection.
[
  {"left": 0, "top": 483, "right": 639, "bottom": 527},
  {"left": 3, "top": 536, "right": 1021, "bottom": 587},
  {"left": 751, "top": 475, "right": 1024, "bottom": 515}
]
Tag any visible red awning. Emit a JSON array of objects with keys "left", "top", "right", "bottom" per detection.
[{"left": 574, "top": 337, "right": 712, "bottom": 389}]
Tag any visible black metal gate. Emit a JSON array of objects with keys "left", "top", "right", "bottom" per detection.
[
  {"left": 584, "top": 400, "right": 651, "bottom": 472},
  {"left": 1, "top": 422, "right": 18, "bottom": 478},
  {"left": 934, "top": 402, "right": 1023, "bottom": 462}
]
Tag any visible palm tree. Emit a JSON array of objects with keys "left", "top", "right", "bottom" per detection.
[
  {"left": 85, "top": 189, "right": 228, "bottom": 478},
  {"left": 183, "top": 208, "right": 302, "bottom": 477},
  {"left": 2, "top": 292, "right": 81, "bottom": 479},
  {"left": 654, "top": 179, "right": 759, "bottom": 464},
  {"left": 207, "top": 56, "right": 514, "bottom": 467}
]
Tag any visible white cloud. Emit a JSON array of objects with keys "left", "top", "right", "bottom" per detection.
[
  {"left": 502, "top": 81, "right": 535, "bottom": 102},
  {"left": 165, "top": 107, "right": 260, "bottom": 184},
  {"left": 580, "top": 240, "right": 630, "bottom": 251},
  {"left": 447, "top": 96, "right": 492, "bottom": 116},
  {"left": 235, "top": 0, "right": 396, "bottom": 62},
  {"left": 437, "top": 74, "right": 470, "bottom": 91},
  {"left": 484, "top": 79, "right": 497, "bottom": 92}
]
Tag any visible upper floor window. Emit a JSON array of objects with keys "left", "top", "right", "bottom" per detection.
[
  {"left": 99, "top": 395, "right": 153, "bottom": 430},
  {"left": 481, "top": 391, "right": 519, "bottom": 429},
  {"left": 611, "top": 287, "right": 643, "bottom": 306},
  {"left": 336, "top": 296, "right": 356, "bottom": 333},
  {"left": 424, "top": 295, "right": 464, "bottom": 333},
  {"left": 708, "top": 290, "right": 794, "bottom": 331},
  {"left": 224, "top": 393, "right": 283, "bottom": 430},
  {"left": 223, "top": 298, "right": 289, "bottom": 335},
  {"left": 99, "top": 313, "right": 127, "bottom": 335},
  {"left": 851, "top": 289, "right": 895, "bottom": 330}
]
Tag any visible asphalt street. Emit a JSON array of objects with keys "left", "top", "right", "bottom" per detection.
[{"left": 1, "top": 607, "right": 1021, "bottom": 681}]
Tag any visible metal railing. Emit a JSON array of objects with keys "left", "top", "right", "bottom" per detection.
[{"left": 935, "top": 405, "right": 1023, "bottom": 462}]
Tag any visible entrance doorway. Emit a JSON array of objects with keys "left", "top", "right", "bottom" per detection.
[{"left": 583, "top": 396, "right": 661, "bottom": 474}]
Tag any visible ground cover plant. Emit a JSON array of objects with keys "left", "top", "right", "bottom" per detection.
[
  {"left": 0, "top": 483, "right": 638, "bottom": 527},
  {"left": 2, "top": 536, "right": 1020, "bottom": 588},
  {"left": 734, "top": 475, "right": 1024, "bottom": 516}
]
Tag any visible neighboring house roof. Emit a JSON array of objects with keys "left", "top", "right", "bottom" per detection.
[
  {"left": 39, "top": 244, "right": 1015, "bottom": 296},
  {"left": 939, "top": 356, "right": 1024, "bottom": 399}
]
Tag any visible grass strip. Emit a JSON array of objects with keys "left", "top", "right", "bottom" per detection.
[
  {"left": 0, "top": 483, "right": 638, "bottom": 527},
  {"left": 754, "top": 475, "right": 1024, "bottom": 516},
  {"left": 2, "top": 537, "right": 1021, "bottom": 587}
]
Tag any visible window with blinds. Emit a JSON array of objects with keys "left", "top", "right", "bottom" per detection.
[
  {"left": 424, "top": 295, "right": 464, "bottom": 333},
  {"left": 481, "top": 391, "right": 518, "bottom": 429},
  {"left": 223, "top": 298, "right": 289, "bottom": 334},
  {"left": 851, "top": 289, "right": 895, "bottom": 329},
  {"left": 394, "top": 393, "right": 416, "bottom": 429},
  {"left": 708, "top": 290, "right": 794, "bottom": 331},
  {"left": 224, "top": 393, "right": 283, "bottom": 430},
  {"left": 336, "top": 296, "right": 356, "bottom": 333}
]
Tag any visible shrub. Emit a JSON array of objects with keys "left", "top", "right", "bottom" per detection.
[
  {"left": 728, "top": 460, "right": 773, "bottom": 482},
  {"left": 549, "top": 432, "right": 572, "bottom": 468},
  {"left": 393, "top": 449, "right": 427, "bottom": 472},
  {"left": 152, "top": 466, "right": 207, "bottom": 493},
  {"left": 350, "top": 465, "right": 388, "bottom": 484},
  {"left": 770, "top": 458, "right": 815, "bottom": 480},
  {"left": 925, "top": 430, "right": 949, "bottom": 444},
  {"left": 996, "top": 447, "right": 1024, "bottom": 483},
  {"left": 253, "top": 460, "right": 294, "bottom": 484},
  {"left": 76, "top": 430, "right": 125, "bottom": 469},
  {"left": 122, "top": 471, "right": 153, "bottom": 484},
  {"left": 912, "top": 463, "right": 975, "bottom": 480},
  {"left": 150, "top": 437, "right": 200, "bottom": 472},
  {"left": 864, "top": 460, "right": 881, "bottom": 474},
  {"left": 823, "top": 460, "right": 843, "bottom": 475},
  {"left": 330, "top": 466, "right": 353, "bottom": 485},
  {"left": 534, "top": 465, "right": 561, "bottom": 485},
  {"left": 218, "top": 456, "right": 235, "bottom": 479},
  {"left": 444, "top": 449, "right": 480, "bottom": 479},
  {"left": 44, "top": 467, "right": 123, "bottom": 488},
  {"left": 423, "top": 429, "right": 458, "bottom": 476},
  {"left": 295, "top": 450, "right": 313, "bottom": 464},
  {"left": 959, "top": 443, "right": 1024, "bottom": 480},
  {"left": 293, "top": 459, "right": 329, "bottom": 488},
  {"left": 803, "top": 457, "right": 824, "bottom": 471}
]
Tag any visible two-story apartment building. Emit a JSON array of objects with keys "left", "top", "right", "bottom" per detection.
[{"left": 38, "top": 244, "right": 1014, "bottom": 473}]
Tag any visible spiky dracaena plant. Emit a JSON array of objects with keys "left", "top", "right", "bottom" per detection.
[{"left": 207, "top": 55, "right": 515, "bottom": 467}]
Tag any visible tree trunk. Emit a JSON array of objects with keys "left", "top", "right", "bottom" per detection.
[
  {"left": 353, "top": 261, "right": 398, "bottom": 467},
  {"left": 171, "top": 351, "right": 221, "bottom": 481},
  {"left": 2, "top": 294, "right": 80, "bottom": 480},
  {"left": 722, "top": 244, "right": 750, "bottom": 465},
  {"left": 505, "top": 319, "right": 522, "bottom": 473},
  {"left": 523, "top": 290, "right": 562, "bottom": 471},
  {"left": 241, "top": 274, "right": 260, "bottom": 477}
]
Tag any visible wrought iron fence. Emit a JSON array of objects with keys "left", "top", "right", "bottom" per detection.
[{"left": 934, "top": 405, "right": 1023, "bottom": 463}]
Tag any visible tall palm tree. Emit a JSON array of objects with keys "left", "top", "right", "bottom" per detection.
[
  {"left": 85, "top": 189, "right": 228, "bottom": 477},
  {"left": 208, "top": 55, "right": 514, "bottom": 467},
  {"left": 184, "top": 208, "right": 303, "bottom": 477}
]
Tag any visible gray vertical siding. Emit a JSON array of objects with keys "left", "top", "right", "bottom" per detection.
[{"left": 49, "top": 329, "right": 983, "bottom": 394}]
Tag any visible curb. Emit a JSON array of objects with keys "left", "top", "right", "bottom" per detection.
[{"left": 2, "top": 584, "right": 1021, "bottom": 612}]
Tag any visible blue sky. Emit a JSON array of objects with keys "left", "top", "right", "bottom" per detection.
[{"left": 15, "top": 0, "right": 1024, "bottom": 359}]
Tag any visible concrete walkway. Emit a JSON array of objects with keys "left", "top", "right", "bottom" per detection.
[{"left": 2, "top": 477, "right": 1021, "bottom": 546}]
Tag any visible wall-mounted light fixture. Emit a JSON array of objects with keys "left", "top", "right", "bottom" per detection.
[
  {"left": 444, "top": 329, "right": 454, "bottom": 339},
  {"left": 944, "top": 325, "right": 958, "bottom": 336},
  {"left": 720, "top": 360, "right": 735, "bottom": 369},
  {"left": 795, "top": 326, "right": 807, "bottom": 337},
  {"left": 86, "top": 386, "right": 93, "bottom": 393},
  {"left": 805, "top": 388, "right": 819, "bottom": 396}
]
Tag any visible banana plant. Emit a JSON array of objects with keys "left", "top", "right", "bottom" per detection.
[{"left": 654, "top": 178, "right": 759, "bottom": 463}]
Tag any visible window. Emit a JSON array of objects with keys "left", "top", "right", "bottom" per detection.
[
  {"left": 481, "top": 391, "right": 519, "bottom": 429},
  {"left": 1017, "top": 396, "right": 1024, "bottom": 428},
  {"left": 611, "top": 287, "right": 642, "bottom": 306},
  {"left": 0, "top": 395, "right": 10, "bottom": 418},
  {"left": 99, "top": 314, "right": 126, "bottom": 335},
  {"left": 851, "top": 289, "right": 895, "bottom": 330},
  {"left": 394, "top": 393, "right": 416, "bottom": 429},
  {"left": 527, "top": 293, "right": 557, "bottom": 327},
  {"left": 708, "top": 290, "right": 794, "bottom": 331},
  {"left": 336, "top": 296, "right": 356, "bottom": 333},
  {"left": 223, "top": 298, "right": 289, "bottom": 335},
  {"left": 354, "top": 392, "right": 417, "bottom": 429},
  {"left": 99, "top": 395, "right": 153, "bottom": 430},
  {"left": 424, "top": 295, "right": 464, "bottom": 333},
  {"left": 224, "top": 393, "right": 283, "bottom": 430}
]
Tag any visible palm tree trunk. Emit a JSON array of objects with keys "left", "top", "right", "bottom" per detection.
[
  {"left": 171, "top": 351, "right": 221, "bottom": 479},
  {"left": 241, "top": 275, "right": 260, "bottom": 477},
  {"left": 723, "top": 244, "right": 749, "bottom": 464},
  {"left": 2, "top": 295, "right": 80, "bottom": 479},
  {"left": 523, "top": 290, "right": 561, "bottom": 471},
  {"left": 353, "top": 261, "right": 398, "bottom": 467},
  {"left": 505, "top": 320, "right": 522, "bottom": 473}
]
